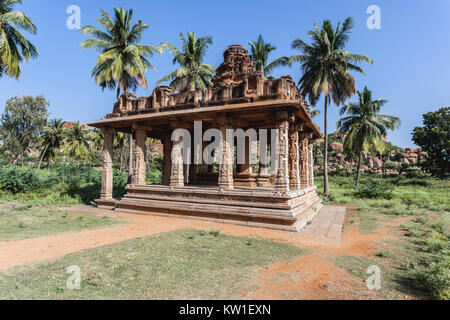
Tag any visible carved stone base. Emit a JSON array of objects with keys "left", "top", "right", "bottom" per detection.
[
  {"left": 114, "top": 185, "right": 322, "bottom": 232},
  {"left": 233, "top": 173, "right": 258, "bottom": 187},
  {"left": 95, "top": 198, "right": 117, "bottom": 210},
  {"left": 256, "top": 174, "right": 272, "bottom": 187}
]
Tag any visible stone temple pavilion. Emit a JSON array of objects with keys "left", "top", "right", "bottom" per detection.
[{"left": 89, "top": 44, "right": 323, "bottom": 232}]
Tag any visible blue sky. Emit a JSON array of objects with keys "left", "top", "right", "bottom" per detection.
[{"left": 1, "top": 0, "right": 449, "bottom": 147}]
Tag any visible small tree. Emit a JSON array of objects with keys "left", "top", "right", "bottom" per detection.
[
  {"left": 412, "top": 107, "right": 450, "bottom": 177},
  {"left": 337, "top": 87, "right": 400, "bottom": 187},
  {"left": 377, "top": 142, "right": 396, "bottom": 176},
  {"left": 0, "top": 95, "right": 49, "bottom": 164},
  {"left": 63, "top": 122, "right": 91, "bottom": 162},
  {"left": 38, "top": 118, "right": 66, "bottom": 169}
]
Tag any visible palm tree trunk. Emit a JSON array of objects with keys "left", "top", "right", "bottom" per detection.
[
  {"left": 37, "top": 145, "right": 49, "bottom": 170},
  {"left": 120, "top": 149, "right": 124, "bottom": 172},
  {"left": 145, "top": 139, "right": 150, "bottom": 172},
  {"left": 128, "top": 133, "right": 133, "bottom": 181},
  {"left": 323, "top": 96, "right": 330, "bottom": 197},
  {"left": 355, "top": 153, "right": 362, "bottom": 187}
]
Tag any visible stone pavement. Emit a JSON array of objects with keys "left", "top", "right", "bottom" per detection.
[{"left": 298, "top": 206, "right": 346, "bottom": 246}]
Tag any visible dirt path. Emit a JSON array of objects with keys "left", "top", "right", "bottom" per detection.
[
  {"left": 0, "top": 206, "right": 345, "bottom": 271},
  {"left": 0, "top": 205, "right": 407, "bottom": 299}
]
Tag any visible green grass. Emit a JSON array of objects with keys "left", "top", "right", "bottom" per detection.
[
  {"left": 0, "top": 229, "right": 306, "bottom": 300},
  {"left": 320, "top": 174, "right": 450, "bottom": 300},
  {"left": 0, "top": 203, "right": 126, "bottom": 241}
]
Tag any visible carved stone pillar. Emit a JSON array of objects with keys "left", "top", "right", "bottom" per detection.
[
  {"left": 170, "top": 129, "right": 184, "bottom": 187},
  {"left": 198, "top": 140, "right": 208, "bottom": 174},
  {"left": 218, "top": 117, "right": 233, "bottom": 189},
  {"left": 299, "top": 133, "right": 310, "bottom": 189},
  {"left": 288, "top": 124, "right": 301, "bottom": 190},
  {"left": 128, "top": 133, "right": 133, "bottom": 183},
  {"left": 308, "top": 142, "right": 314, "bottom": 187},
  {"left": 162, "top": 134, "right": 172, "bottom": 185},
  {"left": 100, "top": 128, "right": 115, "bottom": 200},
  {"left": 188, "top": 143, "right": 196, "bottom": 184},
  {"left": 275, "top": 111, "right": 289, "bottom": 192},
  {"left": 240, "top": 138, "right": 252, "bottom": 174},
  {"left": 132, "top": 129, "right": 147, "bottom": 185}
]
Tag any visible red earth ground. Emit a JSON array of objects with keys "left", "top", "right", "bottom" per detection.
[{"left": 0, "top": 205, "right": 411, "bottom": 299}]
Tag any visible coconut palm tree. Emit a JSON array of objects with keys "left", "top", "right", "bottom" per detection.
[
  {"left": 288, "top": 17, "right": 373, "bottom": 196},
  {"left": 81, "top": 7, "right": 162, "bottom": 99},
  {"left": 337, "top": 87, "right": 400, "bottom": 187},
  {"left": 248, "top": 34, "right": 288, "bottom": 79},
  {"left": 91, "top": 128, "right": 104, "bottom": 152},
  {"left": 63, "top": 122, "right": 91, "bottom": 161},
  {"left": 38, "top": 118, "right": 66, "bottom": 169},
  {"left": 114, "top": 132, "right": 127, "bottom": 171},
  {"left": 157, "top": 32, "right": 216, "bottom": 92},
  {"left": 0, "top": 0, "right": 38, "bottom": 79}
]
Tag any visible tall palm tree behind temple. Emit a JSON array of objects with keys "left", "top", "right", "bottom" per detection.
[
  {"left": 157, "top": 32, "right": 216, "bottom": 92},
  {"left": 289, "top": 17, "right": 373, "bottom": 196},
  {"left": 248, "top": 34, "right": 288, "bottom": 79},
  {"left": 0, "top": 0, "right": 38, "bottom": 79},
  {"left": 80, "top": 7, "right": 162, "bottom": 99},
  {"left": 337, "top": 87, "right": 400, "bottom": 186}
]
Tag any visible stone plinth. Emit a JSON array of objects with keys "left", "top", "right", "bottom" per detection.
[{"left": 115, "top": 185, "right": 322, "bottom": 232}]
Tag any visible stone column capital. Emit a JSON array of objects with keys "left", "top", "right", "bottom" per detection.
[
  {"left": 299, "top": 131, "right": 313, "bottom": 140},
  {"left": 216, "top": 115, "right": 232, "bottom": 127},
  {"left": 170, "top": 120, "right": 191, "bottom": 130},
  {"left": 276, "top": 110, "right": 289, "bottom": 121},
  {"left": 132, "top": 122, "right": 150, "bottom": 133},
  {"left": 290, "top": 123, "right": 305, "bottom": 132},
  {"left": 100, "top": 127, "right": 116, "bottom": 135}
]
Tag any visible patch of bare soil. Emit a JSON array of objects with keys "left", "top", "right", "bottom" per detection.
[
  {"left": 242, "top": 253, "right": 365, "bottom": 300},
  {"left": 240, "top": 207, "right": 412, "bottom": 300},
  {"left": 0, "top": 205, "right": 410, "bottom": 299}
]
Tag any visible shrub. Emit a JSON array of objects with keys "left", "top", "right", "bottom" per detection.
[
  {"left": 0, "top": 165, "right": 58, "bottom": 193},
  {"left": 414, "top": 250, "right": 450, "bottom": 300},
  {"left": 354, "top": 179, "right": 393, "bottom": 200},
  {"left": 0, "top": 163, "right": 128, "bottom": 205}
]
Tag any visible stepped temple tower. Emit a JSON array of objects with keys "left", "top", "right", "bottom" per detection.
[{"left": 89, "top": 44, "right": 323, "bottom": 232}]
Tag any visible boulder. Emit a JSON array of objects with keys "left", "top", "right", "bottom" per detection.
[
  {"left": 373, "top": 158, "right": 383, "bottom": 168},
  {"left": 330, "top": 142, "right": 344, "bottom": 152}
]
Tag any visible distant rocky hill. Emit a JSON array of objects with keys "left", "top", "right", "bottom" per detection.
[{"left": 319, "top": 131, "right": 425, "bottom": 175}]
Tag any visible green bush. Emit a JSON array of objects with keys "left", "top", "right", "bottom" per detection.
[
  {"left": 394, "top": 175, "right": 430, "bottom": 187},
  {"left": 0, "top": 165, "right": 58, "bottom": 193},
  {"left": 413, "top": 250, "right": 450, "bottom": 300},
  {"left": 354, "top": 179, "right": 393, "bottom": 200},
  {"left": 0, "top": 163, "right": 129, "bottom": 204}
]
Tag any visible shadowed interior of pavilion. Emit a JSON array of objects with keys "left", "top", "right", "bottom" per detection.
[{"left": 89, "top": 45, "right": 323, "bottom": 232}]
